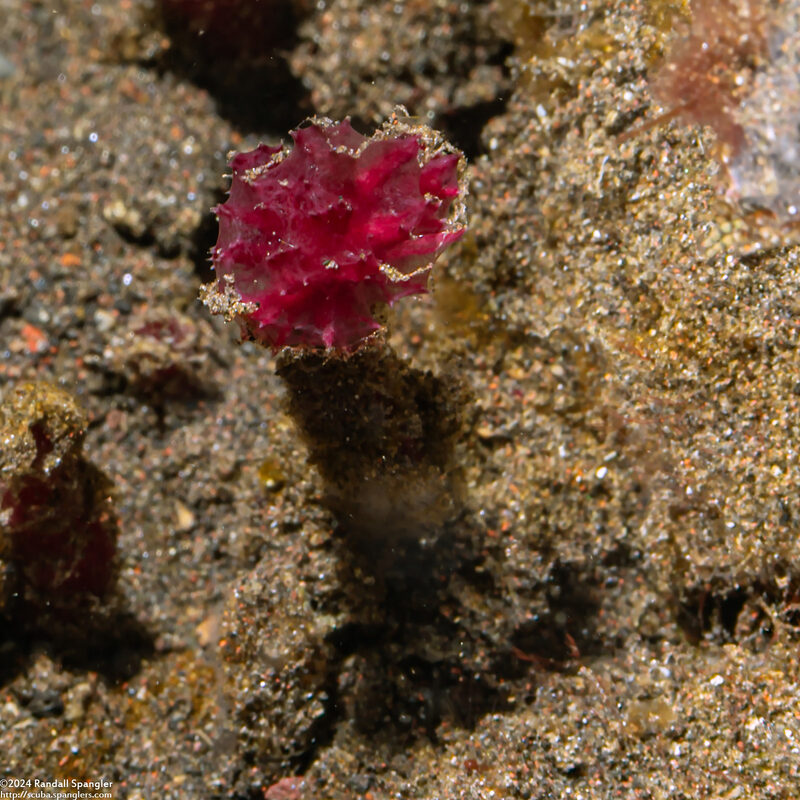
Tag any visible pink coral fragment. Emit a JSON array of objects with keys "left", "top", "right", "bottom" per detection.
[{"left": 203, "top": 114, "right": 467, "bottom": 350}]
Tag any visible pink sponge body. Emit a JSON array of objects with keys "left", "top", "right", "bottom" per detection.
[{"left": 205, "top": 115, "right": 467, "bottom": 350}]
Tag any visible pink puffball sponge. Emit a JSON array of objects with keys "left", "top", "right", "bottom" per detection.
[{"left": 201, "top": 113, "right": 468, "bottom": 351}]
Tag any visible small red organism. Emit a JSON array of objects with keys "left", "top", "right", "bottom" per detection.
[
  {"left": 653, "top": 0, "right": 766, "bottom": 149},
  {"left": 201, "top": 112, "right": 467, "bottom": 351},
  {"left": 634, "top": 0, "right": 800, "bottom": 226},
  {"left": 625, "top": 0, "right": 767, "bottom": 152}
]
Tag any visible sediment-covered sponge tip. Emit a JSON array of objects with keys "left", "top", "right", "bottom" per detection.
[{"left": 201, "top": 113, "right": 467, "bottom": 351}]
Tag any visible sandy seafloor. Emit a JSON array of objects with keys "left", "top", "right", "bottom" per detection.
[{"left": 2, "top": 0, "right": 800, "bottom": 797}]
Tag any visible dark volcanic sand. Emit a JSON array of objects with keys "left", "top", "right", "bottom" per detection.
[{"left": 2, "top": 1, "right": 800, "bottom": 798}]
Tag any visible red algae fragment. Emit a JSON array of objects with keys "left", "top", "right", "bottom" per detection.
[
  {"left": 0, "top": 382, "right": 117, "bottom": 602},
  {"left": 201, "top": 112, "right": 467, "bottom": 351},
  {"left": 106, "top": 307, "right": 220, "bottom": 401}
]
